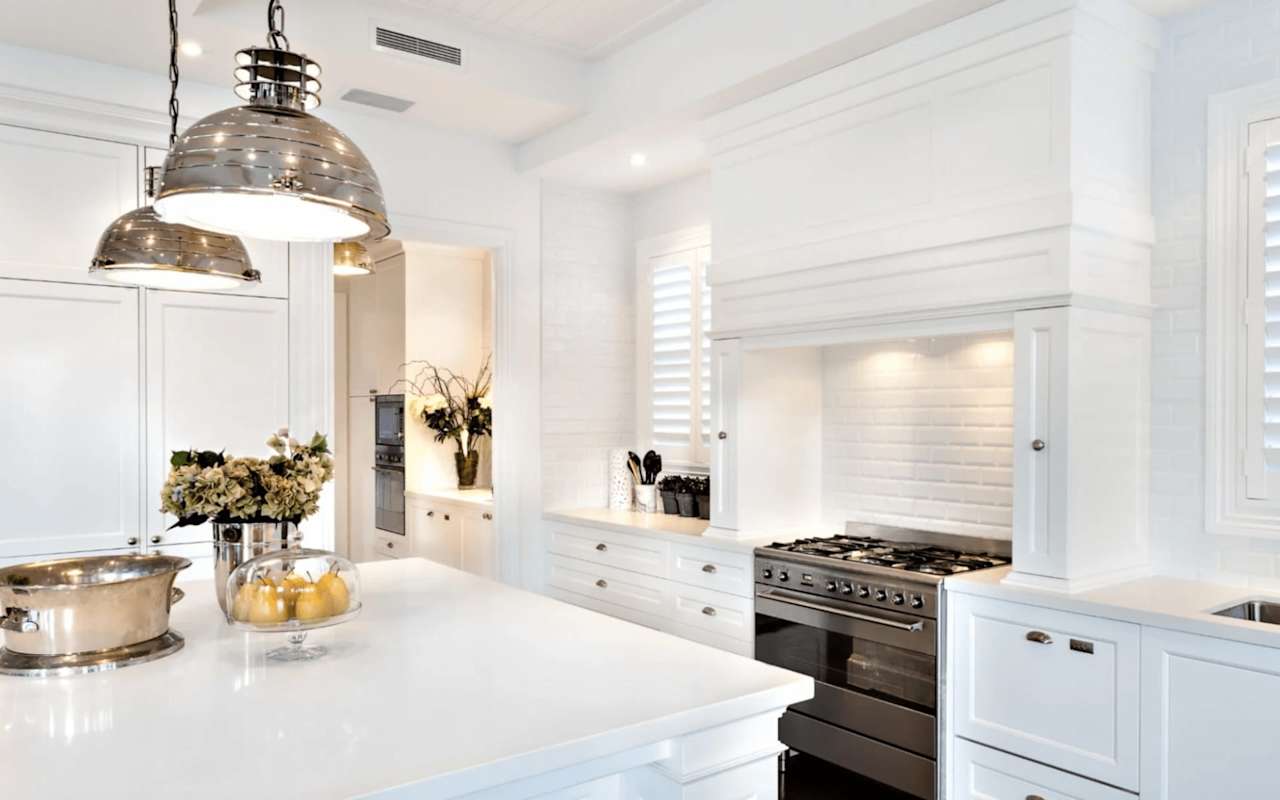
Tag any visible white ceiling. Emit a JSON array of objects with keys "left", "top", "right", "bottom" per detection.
[
  {"left": 1129, "top": 0, "right": 1213, "bottom": 16},
  {"left": 398, "top": 0, "right": 712, "bottom": 59}
]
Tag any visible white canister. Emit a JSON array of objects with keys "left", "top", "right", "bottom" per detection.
[
  {"left": 634, "top": 484, "right": 657, "bottom": 513},
  {"left": 608, "top": 449, "right": 633, "bottom": 511}
]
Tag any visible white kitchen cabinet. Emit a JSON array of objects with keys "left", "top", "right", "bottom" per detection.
[
  {"left": 348, "top": 394, "right": 376, "bottom": 558},
  {"left": 460, "top": 508, "right": 497, "bottom": 579},
  {"left": 145, "top": 291, "right": 289, "bottom": 547},
  {"left": 1009, "top": 307, "right": 1150, "bottom": 590},
  {"left": 949, "top": 593, "right": 1141, "bottom": 791},
  {"left": 345, "top": 274, "right": 379, "bottom": 398},
  {"left": 708, "top": 338, "right": 740, "bottom": 531},
  {"left": 951, "top": 738, "right": 1133, "bottom": 800},
  {"left": 0, "top": 124, "right": 137, "bottom": 285},
  {"left": 374, "top": 254, "right": 405, "bottom": 394},
  {"left": 1141, "top": 626, "right": 1280, "bottom": 799},
  {"left": 408, "top": 498, "right": 462, "bottom": 567},
  {"left": 0, "top": 279, "right": 141, "bottom": 558}
]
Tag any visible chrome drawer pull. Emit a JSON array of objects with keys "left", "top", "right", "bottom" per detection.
[
  {"left": 1026, "top": 630, "right": 1053, "bottom": 645},
  {"left": 482, "top": 513, "right": 493, "bottom": 521},
  {"left": 595, "top": 579, "right": 607, "bottom": 589},
  {"left": 701, "top": 564, "right": 717, "bottom": 574},
  {"left": 701, "top": 606, "right": 717, "bottom": 617},
  {"left": 595, "top": 543, "right": 608, "bottom": 552},
  {"left": 1031, "top": 438, "right": 1046, "bottom": 451}
]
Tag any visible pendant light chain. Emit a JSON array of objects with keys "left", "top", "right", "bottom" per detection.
[
  {"left": 267, "top": 0, "right": 289, "bottom": 50},
  {"left": 168, "top": 0, "right": 180, "bottom": 149}
]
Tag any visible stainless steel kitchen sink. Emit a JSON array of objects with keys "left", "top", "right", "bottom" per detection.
[{"left": 1212, "top": 600, "right": 1280, "bottom": 625}]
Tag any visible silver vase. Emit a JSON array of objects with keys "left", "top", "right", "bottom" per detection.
[{"left": 211, "top": 522, "right": 299, "bottom": 613}]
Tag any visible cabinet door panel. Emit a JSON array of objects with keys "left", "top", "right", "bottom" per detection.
[
  {"left": 1012, "top": 308, "right": 1067, "bottom": 577},
  {"left": 145, "top": 291, "right": 289, "bottom": 546},
  {"left": 0, "top": 125, "right": 137, "bottom": 284},
  {"left": 461, "top": 510, "right": 496, "bottom": 578},
  {"left": 709, "top": 338, "right": 740, "bottom": 530},
  {"left": 1142, "top": 627, "right": 1280, "bottom": 799},
  {"left": 0, "top": 280, "right": 140, "bottom": 557},
  {"left": 374, "top": 254, "right": 405, "bottom": 393}
]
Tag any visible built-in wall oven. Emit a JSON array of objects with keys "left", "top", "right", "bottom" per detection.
[
  {"left": 374, "top": 395, "right": 405, "bottom": 536},
  {"left": 754, "top": 524, "right": 1011, "bottom": 799}
]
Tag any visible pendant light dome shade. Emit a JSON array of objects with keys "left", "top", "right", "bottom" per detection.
[
  {"left": 333, "top": 241, "right": 375, "bottom": 276},
  {"left": 91, "top": 205, "right": 261, "bottom": 291},
  {"left": 154, "top": 43, "right": 390, "bottom": 243}
]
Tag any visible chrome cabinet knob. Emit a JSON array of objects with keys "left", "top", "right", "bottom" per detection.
[
  {"left": 595, "top": 543, "right": 608, "bottom": 552},
  {"left": 427, "top": 511, "right": 435, "bottom": 517},
  {"left": 150, "top": 535, "right": 162, "bottom": 544},
  {"left": 126, "top": 537, "right": 139, "bottom": 546},
  {"left": 701, "top": 606, "right": 717, "bottom": 617},
  {"left": 482, "top": 513, "right": 493, "bottom": 521},
  {"left": 717, "top": 431, "right": 727, "bottom": 440},
  {"left": 386, "top": 541, "right": 394, "bottom": 549},
  {"left": 1031, "top": 439, "right": 1046, "bottom": 451},
  {"left": 443, "top": 514, "right": 451, "bottom": 521},
  {"left": 701, "top": 563, "right": 717, "bottom": 574},
  {"left": 1025, "top": 630, "right": 1053, "bottom": 645},
  {"left": 595, "top": 579, "right": 607, "bottom": 589}
]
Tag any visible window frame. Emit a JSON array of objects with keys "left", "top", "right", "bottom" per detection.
[
  {"left": 635, "top": 225, "right": 712, "bottom": 472},
  {"left": 1206, "top": 79, "right": 1280, "bottom": 538}
]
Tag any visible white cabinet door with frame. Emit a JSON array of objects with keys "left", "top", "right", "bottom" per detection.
[
  {"left": 145, "top": 290, "right": 289, "bottom": 547},
  {"left": 1142, "top": 626, "right": 1280, "bottom": 799},
  {"left": 0, "top": 124, "right": 137, "bottom": 284},
  {"left": 0, "top": 279, "right": 141, "bottom": 558}
]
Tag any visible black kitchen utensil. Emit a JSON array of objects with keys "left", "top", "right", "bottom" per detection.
[{"left": 643, "top": 450, "right": 660, "bottom": 484}]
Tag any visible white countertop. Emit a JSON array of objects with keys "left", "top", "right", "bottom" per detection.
[
  {"left": 2, "top": 558, "right": 810, "bottom": 799},
  {"left": 406, "top": 487, "right": 494, "bottom": 508},
  {"left": 947, "top": 566, "right": 1280, "bottom": 649},
  {"left": 544, "top": 508, "right": 821, "bottom": 553}
]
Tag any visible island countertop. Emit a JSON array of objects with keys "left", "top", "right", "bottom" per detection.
[{"left": 1, "top": 558, "right": 811, "bottom": 799}]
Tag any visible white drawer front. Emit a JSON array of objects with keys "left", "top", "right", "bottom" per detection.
[
  {"left": 950, "top": 594, "right": 1139, "bottom": 790},
  {"left": 547, "top": 587, "right": 664, "bottom": 633},
  {"left": 373, "top": 531, "right": 406, "bottom": 559},
  {"left": 669, "top": 541, "right": 753, "bottom": 597},
  {"left": 548, "top": 524, "right": 668, "bottom": 577},
  {"left": 547, "top": 555, "right": 671, "bottom": 618},
  {"left": 952, "top": 738, "right": 1133, "bottom": 800},
  {"left": 669, "top": 584, "right": 754, "bottom": 642}
]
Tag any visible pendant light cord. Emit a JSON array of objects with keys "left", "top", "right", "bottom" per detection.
[
  {"left": 168, "top": 0, "right": 179, "bottom": 149},
  {"left": 267, "top": 0, "right": 289, "bottom": 50}
]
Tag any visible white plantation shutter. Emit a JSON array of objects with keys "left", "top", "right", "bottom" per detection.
[
  {"left": 644, "top": 245, "right": 711, "bottom": 466},
  {"left": 1245, "top": 119, "right": 1280, "bottom": 498}
]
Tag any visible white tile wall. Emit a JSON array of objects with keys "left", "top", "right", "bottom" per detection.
[
  {"left": 822, "top": 333, "right": 1015, "bottom": 540},
  {"left": 541, "top": 183, "right": 635, "bottom": 509},
  {"left": 1152, "top": 0, "right": 1280, "bottom": 589}
]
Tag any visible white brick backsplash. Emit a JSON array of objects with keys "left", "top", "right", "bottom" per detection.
[
  {"left": 822, "top": 333, "right": 1015, "bottom": 540},
  {"left": 1152, "top": 0, "right": 1280, "bottom": 586},
  {"left": 541, "top": 183, "right": 634, "bottom": 509}
]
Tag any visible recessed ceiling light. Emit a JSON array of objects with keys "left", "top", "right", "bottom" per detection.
[
  {"left": 180, "top": 40, "right": 203, "bottom": 57},
  {"left": 630, "top": 152, "right": 647, "bottom": 168}
]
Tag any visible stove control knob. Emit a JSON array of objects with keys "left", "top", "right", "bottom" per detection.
[
  {"left": 840, "top": 582, "right": 853, "bottom": 595},
  {"left": 875, "top": 589, "right": 888, "bottom": 602},
  {"left": 909, "top": 595, "right": 924, "bottom": 609},
  {"left": 857, "top": 586, "right": 870, "bottom": 599},
  {"left": 826, "top": 581, "right": 838, "bottom": 592},
  {"left": 761, "top": 568, "right": 773, "bottom": 580},
  {"left": 778, "top": 571, "right": 789, "bottom": 583},
  {"left": 892, "top": 592, "right": 905, "bottom": 606}
]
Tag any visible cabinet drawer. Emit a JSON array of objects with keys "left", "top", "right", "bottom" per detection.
[
  {"left": 670, "top": 584, "right": 753, "bottom": 642},
  {"left": 373, "top": 530, "right": 407, "bottom": 559},
  {"left": 952, "top": 738, "right": 1133, "bottom": 800},
  {"left": 950, "top": 594, "right": 1139, "bottom": 791},
  {"left": 669, "top": 541, "right": 753, "bottom": 597},
  {"left": 547, "top": 555, "right": 671, "bottom": 618},
  {"left": 547, "top": 524, "right": 668, "bottom": 577}
]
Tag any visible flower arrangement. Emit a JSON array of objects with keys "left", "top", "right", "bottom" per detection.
[
  {"left": 160, "top": 430, "right": 334, "bottom": 527},
  {"left": 401, "top": 355, "right": 492, "bottom": 487}
]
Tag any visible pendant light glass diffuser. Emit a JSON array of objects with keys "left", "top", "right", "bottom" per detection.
[
  {"left": 333, "top": 241, "right": 375, "bottom": 276},
  {"left": 91, "top": 1, "right": 259, "bottom": 290},
  {"left": 154, "top": 1, "right": 390, "bottom": 243}
]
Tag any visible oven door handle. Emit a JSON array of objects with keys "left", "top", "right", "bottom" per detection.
[{"left": 756, "top": 588, "right": 924, "bottom": 632}]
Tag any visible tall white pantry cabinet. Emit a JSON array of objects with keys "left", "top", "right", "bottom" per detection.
[{"left": 0, "top": 122, "right": 293, "bottom": 576}]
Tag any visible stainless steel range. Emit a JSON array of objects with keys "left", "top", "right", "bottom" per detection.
[{"left": 754, "top": 523, "right": 1011, "bottom": 800}]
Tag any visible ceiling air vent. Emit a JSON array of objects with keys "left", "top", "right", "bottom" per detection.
[
  {"left": 340, "top": 88, "right": 415, "bottom": 113},
  {"left": 374, "top": 27, "right": 462, "bottom": 67}
]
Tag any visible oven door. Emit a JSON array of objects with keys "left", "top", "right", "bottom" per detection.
[
  {"left": 755, "top": 586, "right": 937, "bottom": 757},
  {"left": 375, "top": 398, "right": 404, "bottom": 447},
  {"left": 374, "top": 466, "right": 405, "bottom": 535}
]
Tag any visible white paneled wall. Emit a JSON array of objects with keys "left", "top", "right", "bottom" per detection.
[
  {"left": 1152, "top": 0, "right": 1280, "bottom": 587},
  {"left": 822, "top": 334, "right": 1015, "bottom": 540},
  {"left": 541, "top": 183, "right": 635, "bottom": 508}
]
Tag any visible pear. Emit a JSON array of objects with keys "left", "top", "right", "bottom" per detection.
[
  {"left": 230, "top": 581, "right": 256, "bottom": 622},
  {"left": 280, "top": 571, "right": 308, "bottom": 614},
  {"left": 293, "top": 580, "right": 332, "bottom": 622},
  {"left": 317, "top": 568, "right": 350, "bottom": 615},
  {"left": 248, "top": 579, "right": 288, "bottom": 624}
]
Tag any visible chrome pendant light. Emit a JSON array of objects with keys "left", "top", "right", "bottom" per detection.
[
  {"left": 91, "top": 0, "right": 259, "bottom": 291},
  {"left": 154, "top": 0, "right": 390, "bottom": 243},
  {"left": 332, "top": 242, "right": 375, "bottom": 276}
]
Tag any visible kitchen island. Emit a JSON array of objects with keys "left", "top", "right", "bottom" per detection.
[{"left": 1, "top": 557, "right": 811, "bottom": 799}]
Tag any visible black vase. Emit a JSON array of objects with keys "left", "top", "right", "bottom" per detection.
[
  {"left": 455, "top": 450, "right": 479, "bottom": 489},
  {"left": 676, "top": 492, "right": 696, "bottom": 518},
  {"left": 660, "top": 490, "right": 679, "bottom": 514},
  {"left": 697, "top": 494, "right": 710, "bottom": 520}
]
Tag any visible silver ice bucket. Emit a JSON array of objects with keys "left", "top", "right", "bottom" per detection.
[{"left": 212, "top": 522, "right": 299, "bottom": 613}]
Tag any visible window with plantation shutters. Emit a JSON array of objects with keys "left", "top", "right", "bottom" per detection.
[
  {"left": 637, "top": 231, "right": 711, "bottom": 468},
  {"left": 1244, "top": 118, "right": 1280, "bottom": 499}
]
